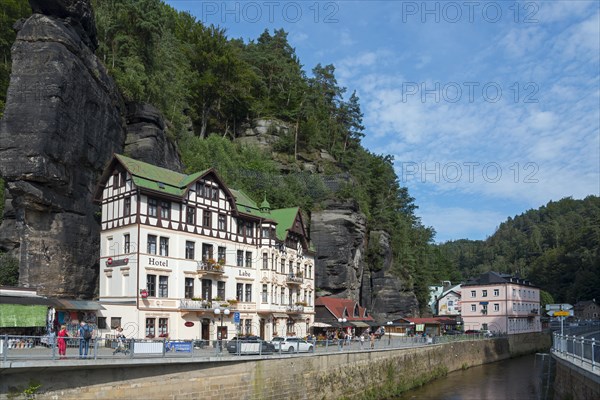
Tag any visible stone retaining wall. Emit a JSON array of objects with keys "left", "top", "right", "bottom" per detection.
[{"left": 0, "top": 334, "right": 550, "bottom": 400}]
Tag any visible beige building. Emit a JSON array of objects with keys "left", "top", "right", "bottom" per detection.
[
  {"left": 461, "top": 271, "right": 541, "bottom": 334},
  {"left": 93, "top": 155, "right": 315, "bottom": 341}
]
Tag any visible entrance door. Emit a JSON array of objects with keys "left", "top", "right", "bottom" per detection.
[
  {"left": 260, "top": 319, "right": 265, "bottom": 339},
  {"left": 202, "top": 320, "right": 210, "bottom": 341}
]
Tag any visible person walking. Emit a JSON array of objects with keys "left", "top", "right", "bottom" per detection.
[
  {"left": 57, "top": 325, "right": 68, "bottom": 359},
  {"left": 78, "top": 321, "right": 93, "bottom": 359},
  {"left": 359, "top": 333, "right": 365, "bottom": 349}
]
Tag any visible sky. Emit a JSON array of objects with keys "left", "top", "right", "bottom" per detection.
[{"left": 165, "top": 0, "right": 600, "bottom": 243}]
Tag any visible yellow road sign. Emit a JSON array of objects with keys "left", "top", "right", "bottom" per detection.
[{"left": 554, "top": 311, "right": 569, "bottom": 317}]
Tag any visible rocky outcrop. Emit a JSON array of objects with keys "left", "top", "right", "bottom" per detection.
[
  {"left": 362, "top": 231, "right": 419, "bottom": 321},
  {"left": 311, "top": 200, "right": 367, "bottom": 300},
  {"left": 124, "top": 102, "right": 183, "bottom": 172},
  {"left": 0, "top": 1, "right": 183, "bottom": 298}
]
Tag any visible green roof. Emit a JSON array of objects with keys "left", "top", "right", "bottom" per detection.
[
  {"left": 115, "top": 155, "right": 305, "bottom": 242},
  {"left": 116, "top": 154, "right": 209, "bottom": 197}
]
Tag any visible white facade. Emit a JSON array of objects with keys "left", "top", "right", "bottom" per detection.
[{"left": 95, "top": 155, "right": 315, "bottom": 341}]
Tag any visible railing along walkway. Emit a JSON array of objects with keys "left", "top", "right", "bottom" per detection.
[
  {"left": 0, "top": 332, "right": 499, "bottom": 367},
  {"left": 551, "top": 331, "right": 600, "bottom": 375}
]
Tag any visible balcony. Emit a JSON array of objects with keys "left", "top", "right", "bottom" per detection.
[
  {"left": 179, "top": 299, "right": 214, "bottom": 311},
  {"left": 286, "top": 274, "right": 303, "bottom": 285},
  {"left": 196, "top": 260, "right": 225, "bottom": 275},
  {"left": 286, "top": 305, "right": 304, "bottom": 313}
]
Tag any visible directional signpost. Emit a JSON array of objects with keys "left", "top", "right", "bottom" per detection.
[{"left": 546, "top": 304, "right": 573, "bottom": 335}]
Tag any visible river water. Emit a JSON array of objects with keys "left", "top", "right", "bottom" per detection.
[{"left": 395, "top": 353, "right": 552, "bottom": 400}]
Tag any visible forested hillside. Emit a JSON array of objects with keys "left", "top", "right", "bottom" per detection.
[{"left": 438, "top": 196, "right": 600, "bottom": 304}]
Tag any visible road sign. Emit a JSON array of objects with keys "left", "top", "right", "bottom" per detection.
[
  {"left": 554, "top": 311, "right": 570, "bottom": 317},
  {"left": 233, "top": 312, "right": 240, "bottom": 324},
  {"left": 545, "top": 303, "right": 573, "bottom": 311}
]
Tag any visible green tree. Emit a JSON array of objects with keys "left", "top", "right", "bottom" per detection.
[{"left": 0, "top": 251, "right": 19, "bottom": 286}]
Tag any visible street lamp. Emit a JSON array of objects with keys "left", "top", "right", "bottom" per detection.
[
  {"left": 214, "top": 307, "right": 230, "bottom": 352},
  {"left": 386, "top": 321, "right": 393, "bottom": 346}
]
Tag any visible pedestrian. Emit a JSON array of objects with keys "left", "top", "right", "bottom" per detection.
[
  {"left": 78, "top": 321, "right": 93, "bottom": 359},
  {"left": 57, "top": 325, "right": 68, "bottom": 359},
  {"left": 370, "top": 332, "right": 375, "bottom": 349},
  {"left": 359, "top": 333, "right": 365, "bottom": 349}
]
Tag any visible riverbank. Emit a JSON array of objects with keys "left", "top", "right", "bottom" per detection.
[{"left": 0, "top": 333, "right": 551, "bottom": 400}]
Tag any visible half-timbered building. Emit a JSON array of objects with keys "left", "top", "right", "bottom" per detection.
[{"left": 93, "top": 155, "right": 315, "bottom": 341}]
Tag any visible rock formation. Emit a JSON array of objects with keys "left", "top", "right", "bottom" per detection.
[{"left": 0, "top": 0, "right": 182, "bottom": 298}]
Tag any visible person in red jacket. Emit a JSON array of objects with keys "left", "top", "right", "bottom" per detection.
[{"left": 57, "top": 325, "right": 68, "bottom": 359}]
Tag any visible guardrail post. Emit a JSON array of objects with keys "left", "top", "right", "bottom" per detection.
[
  {"left": 592, "top": 338, "right": 596, "bottom": 371},
  {"left": 162, "top": 338, "right": 166, "bottom": 358},
  {"left": 581, "top": 336, "right": 585, "bottom": 365}
]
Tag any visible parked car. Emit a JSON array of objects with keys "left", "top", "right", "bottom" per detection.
[
  {"left": 444, "top": 330, "right": 463, "bottom": 335},
  {"left": 480, "top": 330, "right": 494, "bottom": 337},
  {"left": 270, "top": 336, "right": 314, "bottom": 353},
  {"left": 465, "top": 330, "right": 480, "bottom": 335},
  {"left": 226, "top": 336, "right": 275, "bottom": 355}
]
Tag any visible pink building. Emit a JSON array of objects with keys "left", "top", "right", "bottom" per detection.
[{"left": 461, "top": 272, "right": 541, "bottom": 334}]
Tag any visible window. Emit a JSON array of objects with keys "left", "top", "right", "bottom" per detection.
[
  {"left": 158, "top": 276, "right": 168, "bottom": 297},
  {"left": 185, "top": 278, "right": 194, "bottom": 299},
  {"left": 494, "top": 303, "right": 500, "bottom": 312},
  {"left": 217, "top": 281, "right": 225, "bottom": 300},
  {"left": 124, "top": 234, "right": 130, "bottom": 253},
  {"left": 245, "top": 251, "right": 252, "bottom": 268},
  {"left": 145, "top": 318, "right": 155, "bottom": 337},
  {"left": 244, "top": 319, "right": 251, "bottom": 335},
  {"left": 120, "top": 171, "right": 127, "bottom": 187},
  {"left": 236, "top": 283, "right": 243, "bottom": 301},
  {"left": 97, "top": 317, "right": 107, "bottom": 329},
  {"left": 124, "top": 196, "right": 131, "bottom": 217},
  {"left": 470, "top": 290, "right": 476, "bottom": 298},
  {"left": 245, "top": 222, "right": 253, "bottom": 237},
  {"left": 148, "top": 198, "right": 157, "bottom": 217},
  {"left": 237, "top": 219, "right": 244, "bottom": 235},
  {"left": 482, "top": 305, "right": 488, "bottom": 314},
  {"left": 147, "top": 235, "right": 157, "bottom": 254},
  {"left": 186, "top": 206, "right": 196, "bottom": 225},
  {"left": 281, "top": 259, "right": 285, "bottom": 274},
  {"left": 160, "top": 201, "right": 170, "bottom": 220},
  {"left": 202, "top": 243, "right": 213, "bottom": 261},
  {"left": 262, "top": 284, "right": 268, "bottom": 303},
  {"left": 202, "top": 279, "right": 212, "bottom": 300},
  {"left": 158, "top": 318, "right": 168, "bottom": 336},
  {"left": 185, "top": 241, "right": 195, "bottom": 260},
  {"left": 212, "top": 187, "right": 218, "bottom": 200},
  {"left": 309, "top": 265, "right": 312, "bottom": 278},
  {"left": 204, "top": 185, "right": 211, "bottom": 199},
  {"left": 448, "top": 300, "right": 454, "bottom": 306},
  {"left": 482, "top": 290, "right": 488, "bottom": 297},
  {"left": 203, "top": 210, "right": 212, "bottom": 228},
  {"left": 289, "top": 261, "right": 293, "bottom": 274},
  {"left": 494, "top": 289, "right": 499, "bottom": 296},
  {"left": 262, "top": 253, "right": 268, "bottom": 270},
  {"left": 196, "top": 183, "right": 204, "bottom": 197},
  {"left": 159, "top": 237, "right": 169, "bottom": 256},
  {"left": 218, "top": 247, "right": 226, "bottom": 264},
  {"left": 110, "top": 317, "right": 121, "bottom": 329},
  {"left": 281, "top": 288, "right": 285, "bottom": 306},
  {"left": 147, "top": 274, "right": 156, "bottom": 297},
  {"left": 218, "top": 214, "right": 226, "bottom": 230},
  {"left": 237, "top": 250, "right": 244, "bottom": 267},
  {"left": 112, "top": 172, "right": 119, "bottom": 189},
  {"left": 471, "top": 304, "right": 476, "bottom": 312},
  {"left": 245, "top": 284, "right": 252, "bottom": 302}
]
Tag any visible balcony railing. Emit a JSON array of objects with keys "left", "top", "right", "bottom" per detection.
[
  {"left": 196, "top": 261, "right": 224, "bottom": 274},
  {"left": 286, "top": 305, "right": 304, "bottom": 313},
  {"left": 286, "top": 274, "right": 303, "bottom": 284},
  {"left": 179, "top": 299, "right": 214, "bottom": 310}
]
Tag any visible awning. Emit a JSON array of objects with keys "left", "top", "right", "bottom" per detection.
[
  {"left": 50, "top": 299, "right": 104, "bottom": 311},
  {"left": 272, "top": 313, "right": 289, "bottom": 319},
  {"left": 0, "top": 304, "right": 47, "bottom": 327},
  {"left": 350, "top": 321, "right": 370, "bottom": 328},
  {"left": 312, "top": 322, "right": 332, "bottom": 328}
]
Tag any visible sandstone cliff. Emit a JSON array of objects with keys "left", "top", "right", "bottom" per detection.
[{"left": 0, "top": 0, "right": 182, "bottom": 298}]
